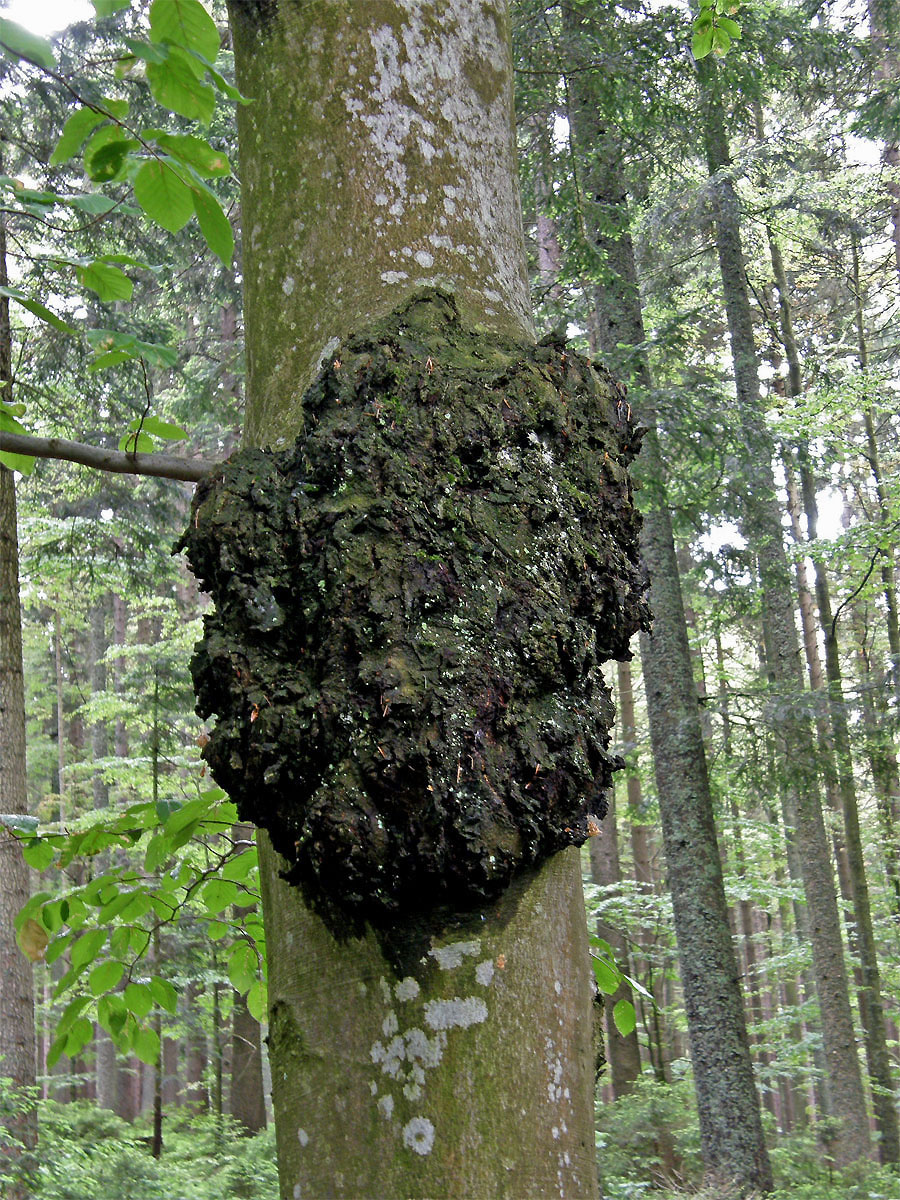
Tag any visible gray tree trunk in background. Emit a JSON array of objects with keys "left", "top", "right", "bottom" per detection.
[
  {"left": 562, "top": 6, "right": 772, "bottom": 1192},
  {"left": 0, "top": 189, "right": 37, "bottom": 1198},
  {"left": 697, "top": 54, "right": 871, "bottom": 1167}
]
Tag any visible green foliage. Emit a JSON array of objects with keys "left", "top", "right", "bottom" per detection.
[
  {"left": 30, "top": 1103, "right": 278, "bottom": 1200},
  {"left": 12, "top": 780, "right": 264, "bottom": 1068}
]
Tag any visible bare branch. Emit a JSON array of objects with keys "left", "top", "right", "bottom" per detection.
[{"left": 0, "top": 430, "right": 219, "bottom": 482}]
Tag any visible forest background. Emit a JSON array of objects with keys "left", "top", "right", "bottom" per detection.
[{"left": 0, "top": 0, "right": 898, "bottom": 1197}]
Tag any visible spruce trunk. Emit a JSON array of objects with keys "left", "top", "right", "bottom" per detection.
[{"left": 697, "top": 55, "right": 871, "bottom": 1166}]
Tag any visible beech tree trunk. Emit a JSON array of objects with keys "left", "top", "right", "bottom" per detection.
[
  {"left": 562, "top": 7, "right": 772, "bottom": 1192},
  {"left": 697, "top": 54, "right": 871, "bottom": 1167},
  {"left": 226, "top": 4, "right": 603, "bottom": 1195}
]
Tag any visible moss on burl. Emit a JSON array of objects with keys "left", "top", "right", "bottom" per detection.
[{"left": 177, "top": 290, "right": 648, "bottom": 923}]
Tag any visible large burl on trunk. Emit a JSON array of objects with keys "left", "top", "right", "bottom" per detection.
[{"left": 178, "top": 290, "right": 647, "bottom": 927}]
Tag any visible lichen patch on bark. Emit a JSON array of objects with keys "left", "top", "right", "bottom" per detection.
[{"left": 177, "top": 290, "right": 648, "bottom": 923}]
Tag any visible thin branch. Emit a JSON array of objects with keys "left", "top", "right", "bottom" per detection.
[{"left": 0, "top": 430, "right": 219, "bottom": 482}]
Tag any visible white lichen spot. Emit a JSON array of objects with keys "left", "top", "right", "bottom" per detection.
[
  {"left": 424, "top": 997, "right": 488, "bottom": 1031},
  {"left": 405, "top": 1028, "right": 444, "bottom": 1068},
  {"left": 282, "top": 275, "right": 295, "bottom": 296},
  {"left": 374, "top": 192, "right": 389, "bottom": 206},
  {"left": 475, "top": 959, "right": 495, "bottom": 986},
  {"left": 293, "top": 1185, "right": 301, "bottom": 1200},
  {"left": 379, "top": 977, "right": 393, "bottom": 1004},
  {"left": 370, "top": 1041, "right": 385, "bottom": 1065},
  {"left": 552, "top": 1126, "right": 560, "bottom": 1140},
  {"left": 369, "top": 1080, "right": 378, "bottom": 1096},
  {"left": 428, "top": 940, "right": 481, "bottom": 970},
  {"left": 554, "top": 980, "right": 562, "bottom": 995},
  {"left": 380, "top": 270, "right": 409, "bottom": 285},
  {"left": 402, "top": 1116, "right": 435, "bottom": 1156},
  {"left": 382, "top": 1011, "right": 399, "bottom": 1037},
  {"left": 377, "top": 1094, "right": 394, "bottom": 1119},
  {"left": 414, "top": 249, "right": 435, "bottom": 268},
  {"left": 403, "top": 1080, "right": 423, "bottom": 1101},
  {"left": 395, "top": 976, "right": 420, "bottom": 1002},
  {"left": 297, "top": 1128, "right": 309, "bottom": 1147}
]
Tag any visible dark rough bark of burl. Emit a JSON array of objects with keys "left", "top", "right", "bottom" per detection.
[{"left": 178, "top": 291, "right": 648, "bottom": 929}]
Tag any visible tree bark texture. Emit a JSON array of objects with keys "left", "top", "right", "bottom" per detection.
[
  {"left": 588, "top": 796, "right": 641, "bottom": 1097},
  {"left": 0, "top": 184, "right": 37, "bottom": 1194},
  {"left": 697, "top": 54, "right": 871, "bottom": 1167},
  {"left": 562, "top": 9, "right": 772, "bottom": 1192},
  {"left": 226, "top": 3, "right": 604, "bottom": 1195}
]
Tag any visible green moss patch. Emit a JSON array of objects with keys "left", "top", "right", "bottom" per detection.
[{"left": 177, "top": 290, "right": 648, "bottom": 923}]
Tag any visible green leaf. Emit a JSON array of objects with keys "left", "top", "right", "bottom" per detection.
[
  {"left": 76, "top": 260, "right": 134, "bottom": 302},
  {"left": 192, "top": 186, "right": 233, "bottom": 265},
  {"left": 151, "top": 132, "right": 231, "bottom": 177},
  {"left": 147, "top": 50, "right": 215, "bottom": 123},
  {"left": 134, "top": 159, "right": 194, "bottom": 234},
  {"left": 98, "top": 993, "right": 128, "bottom": 1037},
  {"left": 0, "top": 285, "right": 77, "bottom": 334},
  {"left": 592, "top": 955, "right": 621, "bottom": 996},
  {"left": 130, "top": 414, "right": 188, "bottom": 440},
  {"left": 207, "top": 920, "right": 228, "bottom": 940},
  {"left": 92, "top": 0, "right": 131, "bottom": 13},
  {"left": 1, "top": 403, "right": 30, "bottom": 434},
  {"left": 717, "top": 16, "right": 741, "bottom": 37},
  {"left": 66, "top": 1016, "right": 94, "bottom": 1057},
  {"left": 202, "top": 58, "right": 250, "bottom": 104},
  {"left": 144, "top": 832, "right": 172, "bottom": 873},
  {"left": 64, "top": 193, "right": 120, "bottom": 215},
  {"left": 46, "top": 1034, "right": 67, "bottom": 1070},
  {"left": 71, "top": 928, "right": 107, "bottom": 971},
  {"left": 22, "top": 839, "right": 56, "bottom": 871},
  {"left": 222, "top": 848, "right": 257, "bottom": 883},
  {"left": 51, "top": 107, "right": 105, "bottom": 166},
  {"left": 57, "top": 996, "right": 91, "bottom": 1037},
  {"left": 155, "top": 797, "right": 182, "bottom": 823},
  {"left": 712, "top": 26, "right": 732, "bottom": 54},
  {"left": 133, "top": 1025, "right": 161, "bottom": 1065},
  {"left": 84, "top": 127, "right": 138, "bottom": 182},
  {"left": 202, "top": 879, "right": 241, "bottom": 915},
  {"left": 150, "top": 978, "right": 178, "bottom": 1014},
  {"left": 150, "top": 0, "right": 220, "bottom": 62},
  {"left": 228, "top": 942, "right": 257, "bottom": 993},
  {"left": 90, "top": 960, "right": 125, "bottom": 996},
  {"left": 612, "top": 999, "right": 636, "bottom": 1038},
  {"left": 246, "top": 979, "right": 267, "bottom": 1023},
  {"left": 0, "top": 450, "right": 34, "bottom": 474},
  {"left": 124, "top": 982, "right": 153, "bottom": 1019},
  {"left": 118, "top": 431, "right": 155, "bottom": 454},
  {"left": 0, "top": 17, "right": 55, "bottom": 69},
  {"left": 692, "top": 26, "right": 714, "bottom": 58}
]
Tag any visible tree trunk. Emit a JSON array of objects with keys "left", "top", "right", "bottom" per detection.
[
  {"left": 765, "top": 185, "right": 899, "bottom": 1161},
  {"left": 588, "top": 792, "right": 641, "bottom": 1097},
  {"left": 697, "top": 53, "right": 871, "bottom": 1167},
  {"left": 561, "top": 9, "right": 772, "bottom": 1190},
  {"left": 0, "top": 182, "right": 37, "bottom": 1198},
  {"left": 224, "top": 4, "right": 611, "bottom": 1194},
  {"left": 230, "top": 825, "right": 266, "bottom": 1135}
]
